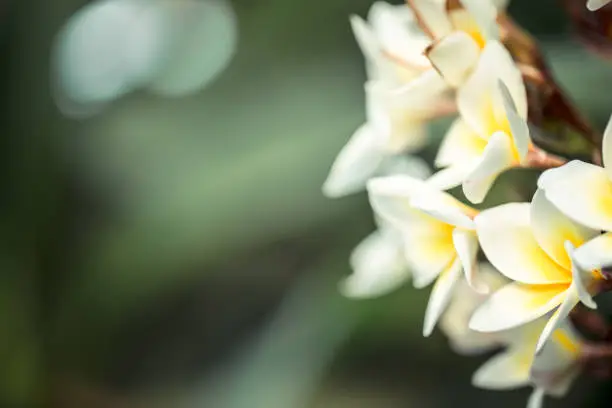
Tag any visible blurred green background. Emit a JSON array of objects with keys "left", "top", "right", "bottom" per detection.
[{"left": 2, "top": 0, "right": 612, "bottom": 407}]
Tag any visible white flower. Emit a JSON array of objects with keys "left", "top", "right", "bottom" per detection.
[
  {"left": 351, "top": 2, "right": 447, "bottom": 92},
  {"left": 367, "top": 175, "right": 483, "bottom": 336},
  {"left": 470, "top": 189, "right": 604, "bottom": 353},
  {"left": 408, "top": 0, "right": 504, "bottom": 86},
  {"left": 323, "top": 2, "right": 449, "bottom": 198},
  {"left": 323, "top": 83, "right": 433, "bottom": 197},
  {"left": 473, "top": 316, "right": 582, "bottom": 408},
  {"left": 440, "top": 263, "right": 508, "bottom": 355},
  {"left": 538, "top": 114, "right": 612, "bottom": 232},
  {"left": 428, "top": 40, "right": 530, "bottom": 204},
  {"left": 587, "top": 0, "right": 611, "bottom": 10},
  {"left": 339, "top": 220, "right": 411, "bottom": 299}
]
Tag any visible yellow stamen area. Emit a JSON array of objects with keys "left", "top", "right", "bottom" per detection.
[
  {"left": 552, "top": 329, "right": 581, "bottom": 356},
  {"left": 449, "top": 9, "right": 486, "bottom": 49}
]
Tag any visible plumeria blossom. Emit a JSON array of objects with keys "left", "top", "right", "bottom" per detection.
[
  {"left": 470, "top": 190, "right": 604, "bottom": 353},
  {"left": 428, "top": 40, "right": 530, "bottom": 204},
  {"left": 440, "top": 263, "right": 508, "bottom": 355},
  {"left": 538, "top": 114, "right": 612, "bottom": 232},
  {"left": 323, "top": 2, "right": 449, "bottom": 198},
  {"left": 323, "top": 83, "right": 434, "bottom": 197},
  {"left": 339, "top": 218, "right": 413, "bottom": 299},
  {"left": 351, "top": 1, "right": 447, "bottom": 96},
  {"left": 473, "top": 316, "right": 583, "bottom": 408},
  {"left": 367, "top": 174, "right": 485, "bottom": 336},
  {"left": 408, "top": 0, "right": 506, "bottom": 87},
  {"left": 587, "top": 0, "right": 611, "bottom": 11}
]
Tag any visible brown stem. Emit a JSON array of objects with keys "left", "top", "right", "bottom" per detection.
[
  {"left": 571, "top": 304, "right": 610, "bottom": 339},
  {"left": 525, "top": 145, "right": 567, "bottom": 169},
  {"left": 580, "top": 342, "right": 612, "bottom": 379}
]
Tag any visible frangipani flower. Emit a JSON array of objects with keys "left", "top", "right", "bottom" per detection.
[
  {"left": 440, "top": 263, "right": 508, "bottom": 355},
  {"left": 538, "top": 114, "right": 612, "bottom": 232},
  {"left": 339, "top": 219, "right": 411, "bottom": 299},
  {"left": 367, "top": 175, "right": 483, "bottom": 336},
  {"left": 470, "top": 189, "right": 603, "bottom": 353},
  {"left": 587, "top": 0, "right": 611, "bottom": 11},
  {"left": 408, "top": 0, "right": 504, "bottom": 86},
  {"left": 428, "top": 40, "right": 530, "bottom": 204},
  {"left": 351, "top": 1, "right": 447, "bottom": 94},
  {"left": 473, "top": 316, "right": 582, "bottom": 408}
]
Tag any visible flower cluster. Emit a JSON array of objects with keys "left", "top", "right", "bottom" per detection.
[{"left": 324, "top": 1, "right": 612, "bottom": 407}]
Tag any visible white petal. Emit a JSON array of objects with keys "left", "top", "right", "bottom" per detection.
[
  {"left": 587, "top": 0, "right": 611, "bottom": 11},
  {"left": 472, "top": 348, "right": 531, "bottom": 390},
  {"left": 531, "top": 319, "right": 581, "bottom": 383},
  {"left": 453, "top": 229, "right": 487, "bottom": 293},
  {"left": 350, "top": 15, "right": 379, "bottom": 72},
  {"left": 463, "top": 131, "right": 515, "bottom": 204},
  {"left": 457, "top": 0, "right": 500, "bottom": 41},
  {"left": 535, "top": 289, "right": 579, "bottom": 354},
  {"left": 322, "top": 123, "right": 385, "bottom": 197},
  {"left": 367, "top": 176, "right": 458, "bottom": 285},
  {"left": 470, "top": 282, "right": 567, "bottom": 332},
  {"left": 602, "top": 113, "right": 612, "bottom": 177},
  {"left": 423, "top": 257, "right": 462, "bottom": 336},
  {"left": 566, "top": 241, "right": 597, "bottom": 309},
  {"left": 538, "top": 160, "right": 612, "bottom": 231},
  {"left": 527, "top": 388, "right": 546, "bottom": 408},
  {"left": 340, "top": 229, "right": 410, "bottom": 298},
  {"left": 499, "top": 79, "right": 530, "bottom": 161},
  {"left": 377, "top": 154, "right": 431, "bottom": 179},
  {"left": 574, "top": 232, "right": 612, "bottom": 270},
  {"left": 427, "top": 165, "right": 473, "bottom": 191},
  {"left": 435, "top": 118, "right": 487, "bottom": 168},
  {"left": 365, "top": 82, "right": 429, "bottom": 153},
  {"left": 426, "top": 31, "right": 480, "bottom": 87},
  {"left": 367, "top": 2, "right": 431, "bottom": 68},
  {"left": 458, "top": 41, "right": 526, "bottom": 137},
  {"left": 409, "top": 195, "right": 475, "bottom": 229},
  {"left": 391, "top": 68, "right": 449, "bottom": 106},
  {"left": 368, "top": 174, "right": 476, "bottom": 228},
  {"left": 475, "top": 203, "right": 571, "bottom": 284},
  {"left": 530, "top": 189, "right": 598, "bottom": 270},
  {"left": 408, "top": 0, "right": 452, "bottom": 39}
]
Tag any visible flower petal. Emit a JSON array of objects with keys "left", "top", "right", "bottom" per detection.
[
  {"left": 602, "top": 113, "right": 612, "bottom": 177},
  {"left": 499, "top": 79, "right": 529, "bottom": 161},
  {"left": 378, "top": 154, "right": 431, "bottom": 179},
  {"left": 365, "top": 82, "right": 429, "bottom": 153},
  {"left": 458, "top": 41, "right": 526, "bottom": 137},
  {"left": 423, "top": 257, "right": 462, "bottom": 336},
  {"left": 408, "top": 0, "right": 452, "bottom": 39},
  {"left": 340, "top": 229, "right": 410, "bottom": 298},
  {"left": 527, "top": 388, "right": 546, "bottom": 408},
  {"left": 367, "top": 175, "right": 457, "bottom": 285},
  {"left": 462, "top": 131, "right": 515, "bottom": 204},
  {"left": 538, "top": 160, "right": 612, "bottom": 231},
  {"left": 323, "top": 123, "right": 384, "bottom": 197},
  {"left": 426, "top": 31, "right": 480, "bottom": 87},
  {"left": 574, "top": 232, "right": 612, "bottom": 270},
  {"left": 435, "top": 118, "right": 487, "bottom": 168},
  {"left": 566, "top": 241, "right": 597, "bottom": 309},
  {"left": 472, "top": 348, "right": 531, "bottom": 390},
  {"left": 469, "top": 282, "right": 567, "bottom": 332},
  {"left": 475, "top": 203, "right": 572, "bottom": 284},
  {"left": 427, "top": 165, "right": 473, "bottom": 191},
  {"left": 456, "top": 0, "right": 499, "bottom": 41},
  {"left": 453, "top": 228, "right": 487, "bottom": 293},
  {"left": 535, "top": 289, "right": 580, "bottom": 354},
  {"left": 587, "top": 0, "right": 611, "bottom": 11},
  {"left": 530, "top": 189, "right": 598, "bottom": 270},
  {"left": 350, "top": 15, "right": 379, "bottom": 73}
]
